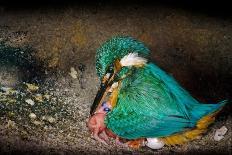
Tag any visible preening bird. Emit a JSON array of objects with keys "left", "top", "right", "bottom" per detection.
[{"left": 87, "top": 36, "right": 228, "bottom": 149}]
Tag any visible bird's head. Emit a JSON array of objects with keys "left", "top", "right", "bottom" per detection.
[{"left": 90, "top": 36, "right": 150, "bottom": 115}]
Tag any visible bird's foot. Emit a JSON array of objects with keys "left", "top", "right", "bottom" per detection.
[{"left": 126, "top": 138, "right": 145, "bottom": 149}]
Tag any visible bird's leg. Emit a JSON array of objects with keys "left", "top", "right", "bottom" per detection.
[{"left": 126, "top": 138, "right": 146, "bottom": 149}]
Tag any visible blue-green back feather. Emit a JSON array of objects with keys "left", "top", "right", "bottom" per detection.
[
  {"left": 147, "top": 63, "right": 227, "bottom": 120},
  {"left": 105, "top": 63, "right": 227, "bottom": 139}
]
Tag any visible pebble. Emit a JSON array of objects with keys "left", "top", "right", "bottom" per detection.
[
  {"left": 214, "top": 126, "right": 228, "bottom": 141},
  {"left": 29, "top": 113, "right": 36, "bottom": 119},
  {"left": 34, "top": 94, "right": 43, "bottom": 102},
  {"left": 26, "top": 83, "right": 39, "bottom": 92},
  {"left": 47, "top": 116, "right": 56, "bottom": 123},
  {"left": 6, "top": 120, "right": 15, "bottom": 128},
  {"left": 25, "top": 99, "right": 35, "bottom": 106},
  {"left": 42, "top": 116, "right": 56, "bottom": 123},
  {"left": 43, "top": 94, "right": 51, "bottom": 100},
  {"left": 0, "top": 86, "right": 11, "bottom": 92},
  {"left": 69, "top": 67, "right": 78, "bottom": 79},
  {"left": 33, "top": 120, "right": 43, "bottom": 126}
]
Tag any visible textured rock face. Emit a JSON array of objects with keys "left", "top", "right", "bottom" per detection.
[
  {"left": 1, "top": 3, "right": 231, "bottom": 102},
  {"left": 0, "top": 65, "right": 22, "bottom": 87},
  {"left": 0, "top": 2, "right": 231, "bottom": 154}
]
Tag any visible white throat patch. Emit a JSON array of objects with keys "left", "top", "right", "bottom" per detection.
[{"left": 120, "top": 53, "right": 147, "bottom": 67}]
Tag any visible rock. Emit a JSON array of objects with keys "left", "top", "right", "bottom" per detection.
[
  {"left": 6, "top": 120, "right": 15, "bottom": 128},
  {"left": 69, "top": 67, "right": 78, "bottom": 79},
  {"left": 33, "top": 120, "right": 43, "bottom": 126},
  {"left": 214, "top": 126, "right": 228, "bottom": 141},
  {"left": 43, "top": 94, "right": 51, "bottom": 100},
  {"left": 34, "top": 94, "right": 43, "bottom": 102},
  {"left": 0, "top": 86, "right": 11, "bottom": 92},
  {"left": 25, "top": 83, "right": 39, "bottom": 92},
  {"left": 25, "top": 99, "right": 35, "bottom": 106},
  {"left": 47, "top": 116, "right": 56, "bottom": 123},
  {"left": 29, "top": 113, "right": 36, "bottom": 119},
  {"left": 20, "top": 131, "right": 29, "bottom": 140},
  {"left": 42, "top": 115, "right": 56, "bottom": 123}
]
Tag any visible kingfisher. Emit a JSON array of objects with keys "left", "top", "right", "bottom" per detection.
[{"left": 87, "top": 36, "right": 228, "bottom": 149}]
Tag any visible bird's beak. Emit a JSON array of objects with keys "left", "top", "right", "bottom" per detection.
[
  {"left": 90, "top": 60, "right": 122, "bottom": 116},
  {"left": 90, "top": 73, "right": 114, "bottom": 116}
]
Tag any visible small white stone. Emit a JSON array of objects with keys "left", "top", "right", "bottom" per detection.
[
  {"left": 33, "top": 120, "right": 43, "bottom": 126},
  {"left": 26, "top": 83, "right": 39, "bottom": 91},
  {"left": 29, "top": 113, "right": 36, "bottom": 119},
  {"left": 69, "top": 67, "right": 78, "bottom": 79},
  {"left": 25, "top": 99, "right": 35, "bottom": 106},
  {"left": 6, "top": 120, "right": 15, "bottom": 128},
  {"left": 47, "top": 116, "right": 56, "bottom": 123},
  {"left": 42, "top": 116, "right": 56, "bottom": 123},
  {"left": 0, "top": 86, "right": 11, "bottom": 92},
  {"left": 214, "top": 126, "right": 228, "bottom": 141},
  {"left": 43, "top": 94, "right": 51, "bottom": 100},
  {"left": 146, "top": 138, "right": 165, "bottom": 149}
]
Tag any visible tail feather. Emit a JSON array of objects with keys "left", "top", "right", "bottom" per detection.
[
  {"left": 148, "top": 63, "right": 229, "bottom": 120},
  {"left": 190, "top": 100, "right": 228, "bottom": 120},
  {"left": 161, "top": 104, "right": 226, "bottom": 146}
]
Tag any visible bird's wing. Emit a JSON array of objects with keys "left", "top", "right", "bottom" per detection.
[{"left": 105, "top": 63, "right": 196, "bottom": 139}]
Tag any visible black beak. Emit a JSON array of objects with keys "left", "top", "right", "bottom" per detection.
[
  {"left": 90, "top": 74, "right": 114, "bottom": 115},
  {"left": 90, "top": 82, "right": 107, "bottom": 115}
]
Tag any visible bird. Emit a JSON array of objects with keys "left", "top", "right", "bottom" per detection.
[{"left": 87, "top": 36, "right": 228, "bottom": 149}]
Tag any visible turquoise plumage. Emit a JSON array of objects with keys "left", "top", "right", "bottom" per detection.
[
  {"left": 89, "top": 36, "right": 228, "bottom": 147},
  {"left": 105, "top": 62, "right": 227, "bottom": 139}
]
